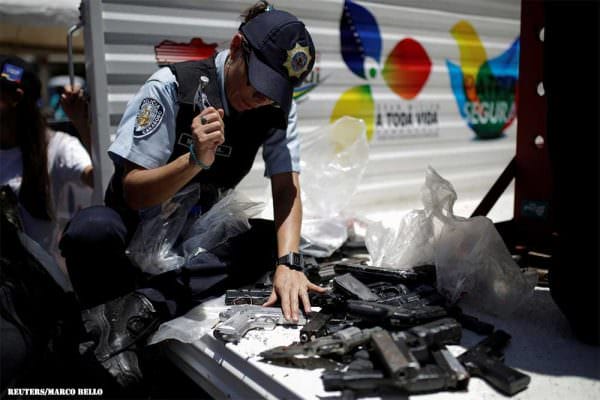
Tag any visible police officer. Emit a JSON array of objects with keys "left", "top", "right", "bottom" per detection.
[{"left": 60, "top": 2, "right": 327, "bottom": 386}]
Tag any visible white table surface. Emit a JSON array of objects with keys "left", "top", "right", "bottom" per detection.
[{"left": 154, "top": 287, "right": 600, "bottom": 399}]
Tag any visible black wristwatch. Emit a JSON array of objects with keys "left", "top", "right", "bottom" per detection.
[{"left": 277, "top": 252, "right": 304, "bottom": 272}]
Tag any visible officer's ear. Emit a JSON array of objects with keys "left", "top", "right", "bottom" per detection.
[{"left": 229, "top": 33, "right": 244, "bottom": 62}]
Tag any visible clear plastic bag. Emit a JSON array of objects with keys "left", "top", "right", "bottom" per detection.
[
  {"left": 366, "top": 166, "right": 537, "bottom": 316},
  {"left": 434, "top": 214, "right": 538, "bottom": 317},
  {"left": 147, "top": 296, "right": 228, "bottom": 345},
  {"left": 300, "top": 217, "right": 349, "bottom": 258},
  {"left": 180, "top": 190, "right": 264, "bottom": 261},
  {"left": 422, "top": 167, "right": 537, "bottom": 316},
  {"left": 126, "top": 184, "right": 200, "bottom": 275},
  {"left": 299, "top": 116, "right": 369, "bottom": 257},
  {"left": 366, "top": 209, "right": 434, "bottom": 269},
  {"left": 126, "top": 186, "right": 263, "bottom": 275}
]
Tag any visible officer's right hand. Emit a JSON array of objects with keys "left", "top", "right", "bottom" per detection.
[{"left": 191, "top": 107, "right": 225, "bottom": 167}]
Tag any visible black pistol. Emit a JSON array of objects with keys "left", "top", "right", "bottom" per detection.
[
  {"left": 333, "top": 273, "right": 380, "bottom": 301},
  {"left": 345, "top": 300, "right": 447, "bottom": 329},
  {"left": 321, "top": 348, "right": 468, "bottom": 394},
  {"left": 371, "top": 329, "right": 420, "bottom": 378},
  {"left": 458, "top": 330, "right": 531, "bottom": 396},
  {"left": 393, "top": 317, "right": 462, "bottom": 362},
  {"left": 333, "top": 261, "right": 436, "bottom": 285},
  {"left": 300, "top": 311, "right": 332, "bottom": 343}
]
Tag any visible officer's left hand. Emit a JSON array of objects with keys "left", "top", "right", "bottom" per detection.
[{"left": 263, "top": 265, "right": 327, "bottom": 322}]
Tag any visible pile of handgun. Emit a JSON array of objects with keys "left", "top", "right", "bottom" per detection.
[{"left": 214, "top": 259, "right": 531, "bottom": 397}]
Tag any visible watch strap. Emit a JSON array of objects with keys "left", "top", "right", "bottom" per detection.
[{"left": 277, "top": 252, "right": 304, "bottom": 271}]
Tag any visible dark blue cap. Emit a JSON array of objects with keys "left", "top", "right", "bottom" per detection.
[
  {"left": 240, "top": 9, "right": 315, "bottom": 115},
  {"left": 0, "top": 55, "right": 41, "bottom": 101}
]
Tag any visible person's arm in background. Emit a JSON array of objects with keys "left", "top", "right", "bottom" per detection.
[{"left": 60, "top": 85, "right": 93, "bottom": 187}]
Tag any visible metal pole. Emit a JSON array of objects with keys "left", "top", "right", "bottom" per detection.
[{"left": 67, "top": 22, "right": 83, "bottom": 88}]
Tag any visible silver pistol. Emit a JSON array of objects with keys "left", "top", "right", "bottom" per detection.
[{"left": 214, "top": 305, "right": 306, "bottom": 343}]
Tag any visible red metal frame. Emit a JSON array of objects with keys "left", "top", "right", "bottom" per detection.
[
  {"left": 473, "top": 0, "right": 554, "bottom": 254},
  {"left": 513, "top": 0, "right": 553, "bottom": 249}
]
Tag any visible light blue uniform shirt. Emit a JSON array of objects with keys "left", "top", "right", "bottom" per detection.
[{"left": 108, "top": 50, "right": 301, "bottom": 177}]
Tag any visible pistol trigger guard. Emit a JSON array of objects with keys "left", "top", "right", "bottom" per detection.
[{"left": 254, "top": 316, "right": 278, "bottom": 331}]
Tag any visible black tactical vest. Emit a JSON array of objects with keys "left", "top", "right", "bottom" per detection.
[{"left": 106, "top": 56, "right": 287, "bottom": 231}]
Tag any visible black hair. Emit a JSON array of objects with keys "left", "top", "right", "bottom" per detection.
[
  {"left": 241, "top": 1, "right": 272, "bottom": 24},
  {"left": 0, "top": 56, "right": 52, "bottom": 220},
  {"left": 17, "top": 88, "right": 52, "bottom": 220}
]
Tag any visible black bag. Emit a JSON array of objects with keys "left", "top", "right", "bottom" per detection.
[{"left": 0, "top": 186, "right": 83, "bottom": 389}]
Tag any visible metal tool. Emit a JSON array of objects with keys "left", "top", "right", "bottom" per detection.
[{"left": 194, "top": 75, "right": 211, "bottom": 114}]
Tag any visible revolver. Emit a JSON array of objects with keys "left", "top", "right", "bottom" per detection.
[{"left": 214, "top": 305, "right": 306, "bottom": 343}]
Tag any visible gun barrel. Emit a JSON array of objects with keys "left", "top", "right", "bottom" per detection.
[{"left": 321, "top": 370, "right": 388, "bottom": 392}]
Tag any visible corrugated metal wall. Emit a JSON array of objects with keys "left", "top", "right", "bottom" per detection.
[{"left": 84, "top": 0, "right": 520, "bottom": 219}]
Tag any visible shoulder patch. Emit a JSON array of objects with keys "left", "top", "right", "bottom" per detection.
[{"left": 133, "top": 98, "right": 165, "bottom": 138}]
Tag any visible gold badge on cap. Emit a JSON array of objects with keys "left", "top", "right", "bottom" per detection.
[{"left": 283, "top": 43, "right": 312, "bottom": 79}]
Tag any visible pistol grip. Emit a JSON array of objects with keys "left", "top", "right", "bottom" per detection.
[{"left": 465, "top": 356, "right": 531, "bottom": 396}]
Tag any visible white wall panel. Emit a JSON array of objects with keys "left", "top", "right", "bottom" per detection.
[{"left": 85, "top": 0, "right": 520, "bottom": 221}]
